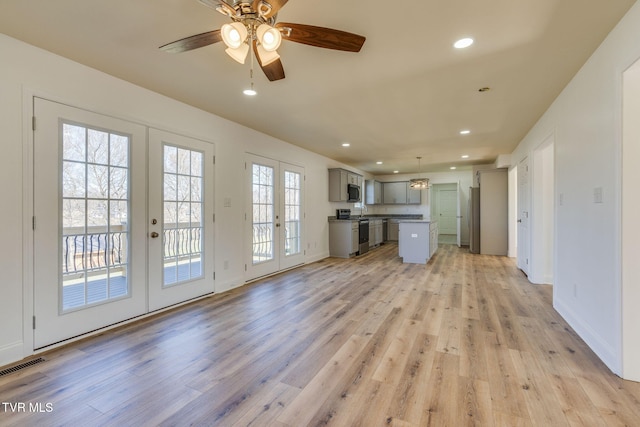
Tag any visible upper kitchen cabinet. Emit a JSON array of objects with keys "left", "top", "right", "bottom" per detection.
[
  {"left": 380, "top": 181, "right": 422, "bottom": 205},
  {"left": 382, "top": 182, "right": 407, "bottom": 204},
  {"left": 407, "top": 184, "right": 422, "bottom": 204},
  {"left": 365, "top": 180, "right": 382, "bottom": 205},
  {"left": 328, "top": 168, "right": 362, "bottom": 202}
]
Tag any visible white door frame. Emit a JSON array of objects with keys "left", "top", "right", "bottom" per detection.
[
  {"left": 530, "top": 134, "right": 555, "bottom": 285},
  {"left": 517, "top": 157, "right": 530, "bottom": 275}
]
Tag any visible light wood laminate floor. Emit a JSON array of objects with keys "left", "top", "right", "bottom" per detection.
[{"left": 1, "top": 243, "right": 640, "bottom": 426}]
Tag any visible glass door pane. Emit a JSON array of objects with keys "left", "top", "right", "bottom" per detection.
[
  {"left": 279, "top": 162, "right": 305, "bottom": 270},
  {"left": 283, "top": 170, "right": 301, "bottom": 257},
  {"left": 61, "top": 123, "right": 130, "bottom": 311},
  {"left": 252, "top": 163, "right": 275, "bottom": 264},
  {"left": 162, "top": 145, "right": 204, "bottom": 286}
]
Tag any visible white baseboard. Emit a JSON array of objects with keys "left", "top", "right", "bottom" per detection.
[
  {"left": 554, "top": 297, "right": 620, "bottom": 376},
  {"left": 306, "top": 251, "right": 330, "bottom": 264},
  {"left": 215, "top": 275, "right": 245, "bottom": 294},
  {"left": 0, "top": 341, "right": 24, "bottom": 368}
]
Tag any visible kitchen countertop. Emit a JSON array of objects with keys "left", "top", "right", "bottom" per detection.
[{"left": 328, "top": 214, "right": 423, "bottom": 222}]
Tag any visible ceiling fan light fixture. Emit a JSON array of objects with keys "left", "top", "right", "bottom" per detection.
[
  {"left": 225, "top": 43, "right": 249, "bottom": 64},
  {"left": 256, "top": 44, "right": 280, "bottom": 66},
  {"left": 257, "top": 24, "right": 282, "bottom": 51},
  {"left": 256, "top": 1, "right": 272, "bottom": 17},
  {"left": 221, "top": 22, "right": 248, "bottom": 49}
]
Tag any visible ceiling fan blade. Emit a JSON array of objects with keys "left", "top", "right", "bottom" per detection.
[
  {"left": 253, "top": 41, "right": 286, "bottom": 81},
  {"left": 159, "top": 30, "right": 223, "bottom": 53},
  {"left": 253, "top": 0, "right": 288, "bottom": 18},
  {"left": 275, "top": 22, "right": 365, "bottom": 52}
]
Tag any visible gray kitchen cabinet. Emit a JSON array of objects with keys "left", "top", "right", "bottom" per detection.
[
  {"left": 375, "top": 220, "right": 383, "bottom": 245},
  {"left": 328, "top": 168, "right": 363, "bottom": 202},
  {"left": 368, "top": 219, "right": 383, "bottom": 248},
  {"left": 398, "top": 220, "right": 438, "bottom": 264},
  {"left": 380, "top": 181, "right": 422, "bottom": 205},
  {"left": 407, "top": 183, "right": 422, "bottom": 204},
  {"left": 387, "top": 219, "right": 400, "bottom": 241},
  {"left": 329, "top": 220, "right": 359, "bottom": 258},
  {"left": 365, "top": 180, "right": 382, "bottom": 205},
  {"left": 328, "top": 169, "right": 348, "bottom": 202},
  {"left": 382, "top": 182, "right": 407, "bottom": 204},
  {"left": 347, "top": 173, "right": 360, "bottom": 185},
  {"left": 429, "top": 221, "right": 439, "bottom": 258}
]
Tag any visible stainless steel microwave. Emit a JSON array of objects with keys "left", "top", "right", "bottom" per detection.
[{"left": 347, "top": 183, "right": 360, "bottom": 202}]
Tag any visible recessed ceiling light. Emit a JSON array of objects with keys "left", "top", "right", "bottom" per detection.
[
  {"left": 454, "top": 38, "right": 474, "bottom": 49},
  {"left": 393, "top": 170, "right": 399, "bottom": 174},
  {"left": 376, "top": 161, "right": 383, "bottom": 165},
  {"left": 341, "top": 143, "right": 350, "bottom": 147},
  {"left": 461, "top": 155, "right": 470, "bottom": 159},
  {"left": 450, "top": 167, "right": 457, "bottom": 170},
  {"left": 460, "top": 130, "right": 471, "bottom": 135}
]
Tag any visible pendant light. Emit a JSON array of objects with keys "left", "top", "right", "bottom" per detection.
[{"left": 409, "top": 157, "right": 429, "bottom": 189}]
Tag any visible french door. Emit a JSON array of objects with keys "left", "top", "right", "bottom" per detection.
[
  {"left": 33, "top": 98, "right": 147, "bottom": 348},
  {"left": 245, "top": 154, "right": 304, "bottom": 281},
  {"left": 33, "top": 99, "right": 215, "bottom": 349},
  {"left": 148, "top": 129, "right": 215, "bottom": 311}
]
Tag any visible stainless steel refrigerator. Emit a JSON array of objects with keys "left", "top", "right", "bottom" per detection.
[{"left": 469, "top": 187, "right": 480, "bottom": 253}]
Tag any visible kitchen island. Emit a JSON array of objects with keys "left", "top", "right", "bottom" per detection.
[{"left": 398, "top": 220, "right": 438, "bottom": 264}]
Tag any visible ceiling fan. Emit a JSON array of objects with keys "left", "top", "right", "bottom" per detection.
[{"left": 159, "top": 0, "right": 366, "bottom": 82}]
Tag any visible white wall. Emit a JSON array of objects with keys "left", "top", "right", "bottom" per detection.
[
  {"left": 0, "top": 34, "right": 364, "bottom": 366},
  {"left": 509, "top": 2, "right": 640, "bottom": 379}
]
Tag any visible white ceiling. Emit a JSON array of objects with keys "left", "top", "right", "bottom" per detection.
[{"left": 1, "top": 0, "right": 635, "bottom": 174}]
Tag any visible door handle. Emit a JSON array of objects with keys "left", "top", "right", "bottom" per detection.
[
  {"left": 517, "top": 219, "right": 522, "bottom": 223},
  {"left": 150, "top": 232, "right": 159, "bottom": 238}
]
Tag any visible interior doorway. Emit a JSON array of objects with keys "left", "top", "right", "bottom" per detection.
[
  {"left": 531, "top": 135, "right": 555, "bottom": 285},
  {"left": 431, "top": 183, "right": 458, "bottom": 245}
]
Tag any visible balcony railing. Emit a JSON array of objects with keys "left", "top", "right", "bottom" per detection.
[
  {"left": 62, "top": 225, "right": 127, "bottom": 276},
  {"left": 163, "top": 225, "right": 202, "bottom": 259},
  {"left": 62, "top": 223, "right": 203, "bottom": 277}
]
